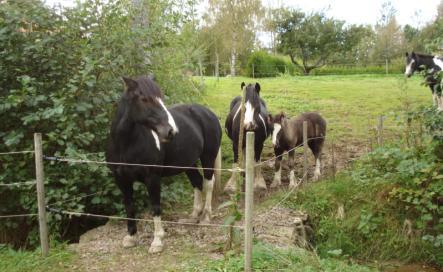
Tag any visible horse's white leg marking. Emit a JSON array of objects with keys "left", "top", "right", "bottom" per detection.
[
  {"left": 151, "top": 130, "right": 161, "bottom": 151},
  {"left": 123, "top": 234, "right": 138, "bottom": 248},
  {"left": 289, "top": 170, "right": 296, "bottom": 188},
  {"left": 271, "top": 166, "right": 281, "bottom": 188},
  {"left": 433, "top": 57, "right": 443, "bottom": 70},
  {"left": 190, "top": 188, "right": 203, "bottom": 219},
  {"left": 272, "top": 124, "right": 282, "bottom": 146},
  {"left": 224, "top": 163, "right": 238, "bottom": 192},
  {"left": 149, "top": 216, "right": 164, "bottom": 253},
  {"left": 200, "top": 175, "right": 214, "bottom": 223},
  {"left": 254, "top": 160, "right": 267, "bottom": 190},
  {"left": 156, "top": 98, "right": 178, "bottom": 133},
  {"left": 404, "top": 59, "right": 415, "bottom": 76},
  {"left": 244, "top": 101, "right": 255, "bottom": 128},
  {"left": 313, "top": 158, "right": 321, "bottom": 181}
]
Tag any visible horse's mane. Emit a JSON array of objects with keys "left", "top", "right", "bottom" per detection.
[{"left": 134, "top": 76, "right": 163, "bottom": 97}]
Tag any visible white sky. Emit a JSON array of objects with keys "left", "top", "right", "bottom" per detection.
[
  {"left": 46, "top": 0, "right": 441, "bottom": 46},
  {"left": 46, "top": 0, "right": 441, "bottom": 27}
]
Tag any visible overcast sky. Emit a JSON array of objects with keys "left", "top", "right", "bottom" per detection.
[
  {"left": 46, "top": 0, "right": 441, "bottom": 46},
  {"left": 46, "top": 0, "right": 441, "bottom": 26}
]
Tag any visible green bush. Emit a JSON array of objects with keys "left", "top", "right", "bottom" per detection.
[
  {"left": 283, "top": 107, "right": 442, "bottom": 266},
  {"left": 0, "top": 0, "right": 197, "bottom": 248},
  {"left": 245, "top": 51, "right": 294, "bottom": 77}
]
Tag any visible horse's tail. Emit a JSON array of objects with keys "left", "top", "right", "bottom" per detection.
[{"left": 213, "top": 147, "right": 222, "bottom": 198}]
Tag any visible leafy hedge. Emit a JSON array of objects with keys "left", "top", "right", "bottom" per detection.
[
  {"left": 245, "top": 51, "right": 295, "bottom": 77},
  {"left": 0, "top": 0, "right": 198, "bottom": 248}
]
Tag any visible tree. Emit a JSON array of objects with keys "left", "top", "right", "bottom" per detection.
[
  {"left": 372, "top": 1, "right": 404, "bottom": 63},
  {"left": 203, "top": 0, "right": 264, "bottom": 76},
  {"left": 274, "top": 10, "right": 350, "bottom": 75}
]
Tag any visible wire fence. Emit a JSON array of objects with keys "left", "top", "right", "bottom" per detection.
[{"left": 0, "top": 150, "right": 34, "bottom": 155}]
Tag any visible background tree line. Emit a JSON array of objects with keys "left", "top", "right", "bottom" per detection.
[{"left": 197, "top": 0, "right": 443, "bottom": 76}]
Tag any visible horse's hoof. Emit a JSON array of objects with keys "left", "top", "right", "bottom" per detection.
[
  {"left": 178, "top": 217, "right": 199, "bottom": 224},
  {"left": 224, "top": 184, "right": 236, "bottom": 193},
  {"left": 148, "top": 244, "right": 163, "bottom": 254},
  {"left": 270, "top": 180, "right": 281, "bottom": 188},
  {"left": 199, "top": 211, "right": 211, "bottom": 225},
  {"left": 122, "top": 235, "right": 137, "bottom": 248}
]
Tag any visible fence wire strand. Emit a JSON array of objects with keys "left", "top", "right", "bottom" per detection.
[
  {"left": 0, "top": 213, "right": 38, "bottom": 219},
  {"left": 0, "top": 151, "right": 34, "bottom": 155},
  {"left": 0, "top": 181, "right": 36, "bottom": 187},
  {"left": 43, "top": 155, "right": 242, "bottom": 173},
  {"left": 46, "top": 207, "right": 244, "bottom": 229}
]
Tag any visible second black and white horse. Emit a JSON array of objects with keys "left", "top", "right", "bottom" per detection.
[
  {"left": 106, "top": 75, "right": 222, "bottom": 253},
  {"left": 224, "top": 82, "right": 272, "bottom": 191},
  {"left": 405, "top": 52, "right": 443, "bottom": 111}
]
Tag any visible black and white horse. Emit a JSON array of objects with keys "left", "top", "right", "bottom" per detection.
[
  {"left": 269, "top": 112, "right": 326, "bottom": 187},
  {"left": 224, "top": 82, "right": 271, "bottom": 191},
  {"left": 405, "top": 52, "right": 443, "bottom": 111},
  {"left": 106, "top": 76, "right": 222, "bottom": 253}
]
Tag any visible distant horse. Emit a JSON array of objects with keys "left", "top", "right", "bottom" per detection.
[
  {"left": 405, "top": 52, "right": 443, "bottom": 111},
  {"left": 224, "top": 82, "right": 271, "bottom": 191},
  {"left": 269, "top": 112, "right": 326, "bottom": 187},
  {"left": 106, "top": 75, "right": 222, "bottom": 253}
]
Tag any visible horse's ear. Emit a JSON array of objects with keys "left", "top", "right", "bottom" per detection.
[
  {"left": 148, "top": 74, "right": 156, "bottom": 81},
  {"left": 241, "top": 82, "right": 246, "bottom": 90},
  {"left": 255, "top": 82, "right": 261, "bottom": 93},
  {"left": 267, "top": 114, "right": 273, "bottom": 124},
  {"left": 405, "top": 52, "right": 409, "bottom": 57},
  {"left": 122, "top": 77, "right": 138, "bottom": 92},
  {"left": 411, "top": 51, "right": 416, "bottom": 57}
]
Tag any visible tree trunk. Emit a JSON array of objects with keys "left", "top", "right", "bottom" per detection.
[
  {"left": 230, "top": 48, "right": 237, "bottom": 77},
  {"left": 215, "top": 51, "right": 219, "bottom": 79}
]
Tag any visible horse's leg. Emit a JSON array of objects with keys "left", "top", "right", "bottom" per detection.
[
  {"left": 116, "top": 178, "right": 138, "bottom": 248},
  {"left": 309, "top": 141, "right": 323, "bottom": 181},
  {"left": 288, "top": 150, "right": 297, "bottom": 188},
  {"left": 200, "top": 167, "right": 215, "bottom": 224},
  {"left": 145, "top": 175, "right": 165, "bottom": 254},
  {"left": 254, "top": 141, "right": 267, "bottom": 190},
  {"left": 224, "top": 141, "right": 239, "bottom": 192},
  {"left": 270, "top": 148, "right": 283, "bottom": 188},
  {"left": 180, "top": 169, "right": 203, "bottom": 223}
]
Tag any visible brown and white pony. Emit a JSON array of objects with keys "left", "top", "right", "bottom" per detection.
[{"left": 269, "top": 112, "right": 326, "bottom": 187}]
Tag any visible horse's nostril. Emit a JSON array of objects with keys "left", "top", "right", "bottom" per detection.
[{"left": 167, "top": 128, "right": 174, "bottom": 139}]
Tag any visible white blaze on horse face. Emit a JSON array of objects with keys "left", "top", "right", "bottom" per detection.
[
  {"left": 405, "top": 59, "right": 415, "bottom": 76},
  {"left": 156, "top": 98, "right": 179, "bottom": 134},
  {"left": 433, "top": 57, "right": 443, "bottom": 70},
  {"left": 151, "top": 130, "right": 160, "bottom": 151},
  {"left": 272, "top": 123, "right": 282, "bottom": 146},
  {"left": 244, "top": 101, "right": 255, "bottom": 128}
]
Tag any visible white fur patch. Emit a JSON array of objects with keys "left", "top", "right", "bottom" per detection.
[
  {"left": 405, "top": 59, "right": 415, "bottom": 76},
  {"left": 156, "top": 98, "right": 179, "bottom": 133},
  {"left": 433, "top": 57, "right": 443, "bottom": 70},
  {"left": 151, "top": 130, "right": 160, "bottom": 151},
  {"left": 272, "top": 124, "right": 282, "bottom": 146},
  {"left": 258, "top": 114, "right": 267, "bottom": 136},
  {"left": 232, "top": 105, "right": 241, "bottom": 121},
  {"left": 314, "top": 158, "right": 321, "bottom": 176},
  {"left": 191, "top": 188, "right": 203, "bottom": 218},
  {"left": 244, "top": 101, "right": 255, "bottom": 127}
]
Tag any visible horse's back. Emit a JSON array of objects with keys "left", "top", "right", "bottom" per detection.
[{"left": 293, "top": 112, "right": 326, "bottom": 138}]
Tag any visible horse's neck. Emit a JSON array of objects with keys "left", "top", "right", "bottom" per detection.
[
  {"left": 419, "top": 55, "right": 438, "bottom": 70},
  {"left": 281, "top": 119, "right": 297, "bottom": 145}
]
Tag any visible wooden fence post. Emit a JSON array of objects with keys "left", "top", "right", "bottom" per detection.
[
  {"left": 34, "top": 133, "right": 49, "bottom": 257},
  {"left": 244, "top": 132, "right": 255, "bottom": 272},
  {"left": 303, "top": 121, "right": 308, "bottom": 183},
  {"left": 252, "top": 63, "right": 255, "bottom": 79},
  {"left": 331, "top": 137, "right": 336, "bottom": 181},
  {"left": 377, "top": 115, "right": 384, "bottom": 147}
]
